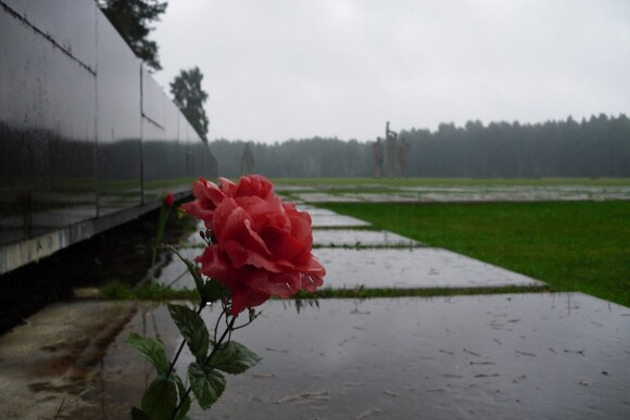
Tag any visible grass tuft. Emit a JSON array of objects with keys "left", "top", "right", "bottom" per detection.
[{"left": 101, "top": 281, "right": 198, "bottom": 301}]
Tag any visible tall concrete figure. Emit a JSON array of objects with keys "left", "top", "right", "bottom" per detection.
[
  {"left": 398, "top": 140, "right": 411, "bottom": 178},
  {"left": 386, "top": 121, "right": 398, "bottom": 178},
  {"left": 241, "top": 143, "right": 254, "bottom": 176},
  {"left": 373, "top": 137, "right": 384, "bottom": 178}
]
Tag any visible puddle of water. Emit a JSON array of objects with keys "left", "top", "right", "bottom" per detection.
[{"left": 2, "top": 294, "right": 629, "bottom": 419}]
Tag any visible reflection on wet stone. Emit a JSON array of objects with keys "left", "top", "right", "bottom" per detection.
[
  {"left": 312, "top": 229, "right": 420, "bottom": 248},
  {"left": 294, "top": 185, "right": 630, "bottom": 204},
  {"left": 157, "top": 247, "right": 545, "bottom": 291},
  {"left": 2, "top": 294, "right": 630, "bottom": 419}
]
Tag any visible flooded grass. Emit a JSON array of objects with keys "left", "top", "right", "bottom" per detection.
[{"left": 320, "top": 200, "right": 630, "bottom": 308}]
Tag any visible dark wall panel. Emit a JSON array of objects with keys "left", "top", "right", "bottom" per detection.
[
  {"left": 141, "top": 69, "right": 208, "bottom": 203},
  {"left": 3, "top": 0, "right": 97, "bottom": 71},
  {"left": 95, "top": 10, "right": 142, "bottom": 215},
  {"left": 0, "top": 1, "right": 98, "bottom": 247},
  {"left": 0, "top": 0, "right": 217, "bottom": 273}
]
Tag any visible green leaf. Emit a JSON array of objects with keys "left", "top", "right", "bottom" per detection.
[
  {"left": 126, "top": 332, "right": 169, "bottom": 375},
  {"left": 141, "top": 377, "right": 178, "bottom": 420},
  {"left": 200, "top": 279, "right": 224, "bottom": 303},
  {"left": 167, "top": 245, "right": 206, "bottom": 298},
  {"left": 166, "top": 245, "right": 225, "bottom": 303},
  {"left": 210, "top": 341, "right": 262, "bottom": 375},
  {"left": 188, "top": 362, "right": 226, "bottom": 410},
  {"left": 167, "top": 304, "right": 210, "bottom": 364},
  {"left": 173, "top": 371, "right": 191, "bottom": 419},
  {"left": 130, "top": 407, "right": 151, "bottom": 420}
]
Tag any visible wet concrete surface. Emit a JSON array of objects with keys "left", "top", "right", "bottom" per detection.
[
  {"left": 157, "top": 247, "right": 545, "bottom": 291},
  {"left": 3, "top": 193, "right": 627, "bottom": 419},
  {"left": 311, "top": 214, "right": 371, "bottom": 228},
  {"left": 0, "top": 301, "right": 141, "bottom": 419},
  {"left": 187, "top": 226, "right": 419, "bottom": 249},
  {"left": 293, "top": 185, "right": 630, "bottom": 203},
  {"left": 294, "top": 205, "right": 372, "bottom": 227},
  {"left": 1, "top": 294, "right": 629, "bottom": 419},
  {"left": 312, "top": 229, "right": 420, "bottom": 248},
  {"left": 316, "top": 248, "right": 545, "bottom": 290}
]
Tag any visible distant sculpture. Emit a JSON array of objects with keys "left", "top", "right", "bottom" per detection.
[
  {"left": 373, "top": 137, "right": 384, "bottom": 178},
  {"left": 386, "top": 121, "right": 397, "bottom": 178},
  {"left": 241, "top": 143, "right": 254, "bottom": 175},
  {"left": 398, "top": 140, "right": 411, "bottom": 178}
]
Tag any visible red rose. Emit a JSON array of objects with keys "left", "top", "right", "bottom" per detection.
[
  {"left": 182, "top": 175, "right": 325, "bottom": 315},
  {"left": 164, "top": 192, "right": 174, "bottom": 208}
]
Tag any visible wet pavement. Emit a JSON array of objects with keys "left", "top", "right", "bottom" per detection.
[
  {"left": 292, "top": 185, "right": 630, "bottom": 203},
  {"left": 313, "top": 229, "right": 420, "bottom": 248},
  {"left": 157, "top": 247, "right": 545, "bottom": 291},
  {"left": 1, "top": 194, "right": 629, "bottom": 419},
  {"left": 315, "top": 248, "right": 545, "bottom": 290},
  {"left": 1, "top": 295, "right": 629, "bottom": 419},
  {"left": 185, "top": 225, "right": 415, "bottom": 249}
]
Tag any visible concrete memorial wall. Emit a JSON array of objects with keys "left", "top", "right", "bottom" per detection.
[{"left": 0, "top": 0, "right": 217, "bottom": 274}]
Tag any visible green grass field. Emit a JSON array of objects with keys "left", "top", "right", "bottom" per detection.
[{"left": 319, "top": 200, "right": 630, "bottom": 308}]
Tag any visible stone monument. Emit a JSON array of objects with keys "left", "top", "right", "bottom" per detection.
[
  {"left": 398, "top": 140, "right": 411, "bottom": 178},
  {"left": 241, "top": 143, "right": 254, "bottom": 176},
  {"left": 373, "top": 138, "right": 384, "bottom": 178},
  {"left": 386, "top": 121, "right": 397, "bottom": 178}
]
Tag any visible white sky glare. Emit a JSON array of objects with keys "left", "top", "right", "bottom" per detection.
[{"left": 152, "top": 0, "right": 630, "bottom": 144}]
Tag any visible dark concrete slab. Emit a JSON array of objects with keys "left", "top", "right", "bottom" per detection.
[{"left": 1, "top": 294, "right": 629, "bottom": 419}]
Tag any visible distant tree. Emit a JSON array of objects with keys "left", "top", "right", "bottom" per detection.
[
  {"left": 206, "top": 114, "right": 630, "bottom": 179},
  {"left": 98, "top": 0, "right": 167, "bottom": 71},
  {"left": 170, "top": 67, "right": 210, "bottom": 140}
]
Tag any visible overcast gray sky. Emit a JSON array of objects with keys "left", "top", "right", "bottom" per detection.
[{"left": 152, "top": 0, "right": 630, "bottom": 144}]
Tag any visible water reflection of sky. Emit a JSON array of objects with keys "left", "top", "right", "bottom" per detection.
[
  {"left": 131, "top": 294, "right": 630, "bottom": 419},
  {"left": 157, "top": 247, "right": 544, "bottom": 291},
  {"left": 2, "top": 294, "right": 629, "bottom": 419},
  {"left": 294, "top": 185, "right": 630, "bottom": 203}
]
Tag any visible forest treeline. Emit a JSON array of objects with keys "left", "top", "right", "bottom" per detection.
[{"left": 209, "top": 114, "right": 630, "bottom": 178}]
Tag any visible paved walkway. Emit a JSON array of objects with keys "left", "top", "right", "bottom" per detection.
[
  {"left": 1, "top": 202, "right": 629, "bottom": 419},
  {"left": 176, "top": 204, "right": 546, "bottom": 292}
]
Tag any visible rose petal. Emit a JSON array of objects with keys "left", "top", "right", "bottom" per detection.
[
  {"left": 261, "top": 227, "right": 307, "bottom": 262},
  {"left": 218, "top": 177, "right": 237, "bottom": 196},
  {"left": 236, "top": 175, "right": 274, "bottom": 199},
  {"left": 260, "top": 271, "right": 302, "bottom": 298},
  {"left": 180, "top": 177, "right": 226, "bottom": 229},
  {"left": 212, "top": 198, "right": 242, "bottom": 240},
  {"left": 223, "top": 238, "right": 279, "bottom": 273},
  {"left": 185, "top": 175, "right": 325, "bottom": 315},
  {"left": 300, "top": 273, "right": 324, "bottom": 292},
  {"left": 229, "top": 281, "right": 270, "bottom": 316}
]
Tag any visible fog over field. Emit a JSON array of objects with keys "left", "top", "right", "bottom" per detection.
[{"left": 153, "top": 0, "right": 630, "bottom": 143}]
